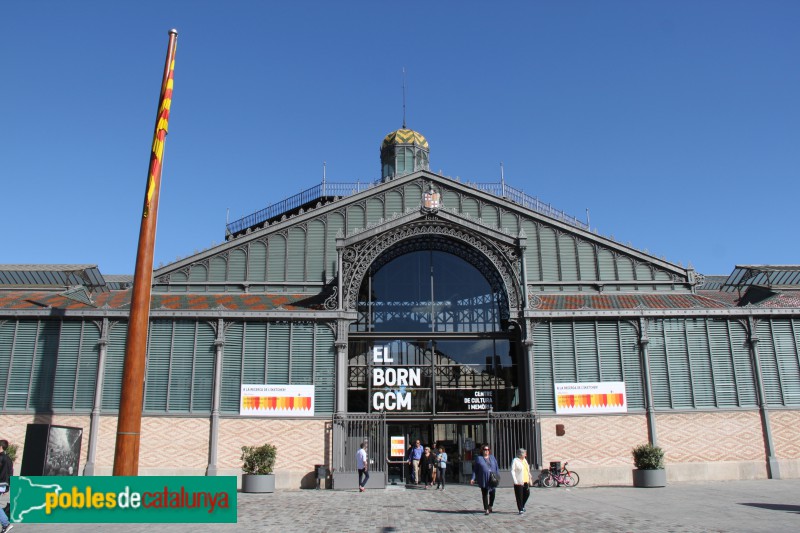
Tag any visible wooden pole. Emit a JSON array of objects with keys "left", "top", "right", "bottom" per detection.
[{"left": 113, "top": 29, "right": 178, "bottom": 476}]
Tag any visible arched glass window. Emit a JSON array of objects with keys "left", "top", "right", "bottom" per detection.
[{"left": 354, "top": 249, "right": 503, "bottom": 333}]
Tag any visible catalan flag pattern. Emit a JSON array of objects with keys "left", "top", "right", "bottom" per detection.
[
  {"left": 557, "top": 393, "right": 625, "bottom": 410},
  {"left": 241, "top": 396, "right": 313, "bottom": 411},
  {"left": 143, "top": 47, "right": 176, "bottom": 218}
]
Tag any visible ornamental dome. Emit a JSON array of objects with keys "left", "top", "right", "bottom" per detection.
[
  {"left": 380, "top": 128, "right": 430, "bottom": 181},
  {"left": 381, "top": 128, "right": 429, "bottom": 151}
]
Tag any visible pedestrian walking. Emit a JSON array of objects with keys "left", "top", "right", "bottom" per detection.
[
  {"left": 422, "top": 447, "right": 436, "bottom": 488},
  {"left": 435, "top": 445, "right": 448, "bottom": 490},
  {"left": 511, "top": 448, "right": 532, "bottom": 514},
  {"left": 430, "top": 442, "right": 439, "bottom": 486},
  {"left": 356, "top": 441, "right": 369, "bottom": 492},
  {"left": 0, "top": 505, "right": 12, "bottom": 533},
  {"left": 470, "top": 443, "right": 500, "bottom": 515},
  {"left": 406, "top": 439, "right": 423, "bottom": 484}
]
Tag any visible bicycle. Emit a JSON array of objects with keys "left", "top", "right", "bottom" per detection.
[{"left": 541, "top": 461, "right": 580, "bottom": 488}]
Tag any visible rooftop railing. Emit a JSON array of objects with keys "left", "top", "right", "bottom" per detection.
[
  {"left": 226, "top": 175, "right": 589, "bottom": 237},
  {"left": 461, "top": 180, "right": 589, "bottom": 230}
]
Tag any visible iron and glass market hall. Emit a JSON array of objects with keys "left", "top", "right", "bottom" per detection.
[{"left": 2, "top": 127, "right": 799, "bottom": 488}]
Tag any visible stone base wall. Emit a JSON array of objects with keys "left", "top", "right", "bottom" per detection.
[
  {"left": 655, "top": 411, "right": 769, "bottom": 482},
  {"left": 656, "top": 411, "right": 765, "bottom": 462},
  {"left": 540, "top": 414, "right": 648, "bottom": 486},
  {"left": 3, "top": 409, "right": 798, "bottom": 488},
  {"left": 0, "top": 413, "right": 331, "bottom": 489},
  {"left": 218, "top": 418, "right": 330, "bottom": 490},
  {"left": 769, "top": 410, "right": 800, "bottom": 478},
  {"left": 538, "top": 410, "right": 800, "bottom": 485}
]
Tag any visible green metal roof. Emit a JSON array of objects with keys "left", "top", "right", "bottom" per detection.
[
  {"left": 722, "top": 265, "right": 800, "bottom": 293},
  {"left": 0, "top": 264, "right": 107, "bottom": 291}
]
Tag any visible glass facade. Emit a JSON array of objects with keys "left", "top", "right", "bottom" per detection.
[
  {"left": 348, "top": 248, "right": 520, "bottom": 414},
  {"left": 354, "top": 249, "right": 502, "bottom": 333}
]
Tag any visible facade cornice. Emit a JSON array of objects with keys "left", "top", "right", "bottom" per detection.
[
  {"left": 0, "top": 309, "right": 358, "bottom": 321},
  {"left": 524, "top": 307, "right": 800, "bottom": 319}
]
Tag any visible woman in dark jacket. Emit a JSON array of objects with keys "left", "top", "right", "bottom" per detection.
[
  {"left": 422, "top": 447, "right": 437, "bottom": 487},
  {"left": 470, "top": 443, "right": 500, "bottom": 515}
]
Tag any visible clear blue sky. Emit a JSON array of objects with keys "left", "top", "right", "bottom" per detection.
[{"left": 2, "top": 1, "right": 798, "bottom": 276}]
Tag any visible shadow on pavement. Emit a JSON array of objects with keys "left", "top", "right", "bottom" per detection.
[{"left": 740, "top": 503, "right": 800, "bottom": 514}]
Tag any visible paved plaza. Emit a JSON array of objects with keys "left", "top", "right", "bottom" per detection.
[{"left": 16, "top": 478, "right": 800, "bottom": 532}]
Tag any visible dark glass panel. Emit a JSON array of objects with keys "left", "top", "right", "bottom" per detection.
[{"left": 355, "top": 250, "right": 501, "bottom": 333}]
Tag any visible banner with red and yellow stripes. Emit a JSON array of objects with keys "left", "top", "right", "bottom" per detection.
[
  {"left": 143, "top": 33, "right": 176, "bottom": 218},
  {"left": 554, "top": 381, "right": 627, "bottom": 414},
  {"left": 240, "top": 384, "right": 315, "bottom": 417}
]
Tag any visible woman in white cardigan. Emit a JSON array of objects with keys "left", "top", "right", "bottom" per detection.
[{"left": 510, "top": 448, "right": 532, "bottom": 515}]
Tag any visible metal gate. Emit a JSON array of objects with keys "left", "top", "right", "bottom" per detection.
[
  {"left": 332, "top": 412, "right": 387, "bottom": 477},
  {"left": 487, "top": 412, "right": 540, "bottom": 469}
]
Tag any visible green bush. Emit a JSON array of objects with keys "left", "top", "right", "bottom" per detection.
[
  {"left": 240, "top": 443, "right": 277, "bottom": 475},
  {"left": 6, "top": 443, "right": 17, "bottom": 464},
  {"left": 632, "top": 443, "right": 665, "bottom": 470}
]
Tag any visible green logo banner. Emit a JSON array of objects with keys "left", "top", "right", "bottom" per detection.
[{"left": 9, "top": 476, "right": 237, "bottom": 523}]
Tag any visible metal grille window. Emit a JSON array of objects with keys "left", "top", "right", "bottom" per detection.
[
  {"left": 143, "top": 320, "right": 216, "bottom": 414},
  {"left": 649, "top": 318, "right": 759, "bottom": 409},
  {"left": 532, "top": 320, "right": 645, "bottom": 413},
  {"left": 219, "top": 321, "right": 335, "bottom": 415},
  {"left": 52, "top": 321, "right": 101, "bottom": 411},
  {"left": 757, "top": 319, "right": 800, "bottom": 406},
  {"left": 102, "top": 322, "right": 128, "bottom": 411}
]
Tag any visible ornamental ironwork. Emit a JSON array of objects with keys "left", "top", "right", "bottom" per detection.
[{"left": 339, "top": 219, "right": 522, "bottom": 317}]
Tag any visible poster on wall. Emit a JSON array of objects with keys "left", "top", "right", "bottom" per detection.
[
  {"left": 44, "top": 425, "right": 83, "bottom": 476},
  {"left": 554, "top": 381, "right": 627, "bottom": 415},
  {"left": 390, "top": 436, "right": 406, "bottom": 457},
  {"left": 240, "top": 384, "right": 315, "bottom": 416}
]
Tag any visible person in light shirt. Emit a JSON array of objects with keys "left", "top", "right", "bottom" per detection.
[
  {"left": 435, "top": 445, "right": 448, "bottom": 490},
  {"left": 511, "top": 448, "right": 532, "bottom": 515},
  {"left": 406, "top": 439, "right": 423, "bottom": 484},
  {"left": 356, "top": 441, "right": 369, "bottom": 492}
]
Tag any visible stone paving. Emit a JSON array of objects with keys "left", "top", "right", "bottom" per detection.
[{"left": 15, "top": 478, "right": 800, "bottom": 532}]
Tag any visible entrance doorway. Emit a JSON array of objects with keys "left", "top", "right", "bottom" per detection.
[
  {"left": 331, "top": 412, "right": 538, "bottom": 488},
  {"left": 386, "top": 421, "right": 488, "bottom": 485}
]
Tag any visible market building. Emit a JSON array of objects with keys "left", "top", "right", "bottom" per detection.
[{"left": 1, "top": 127, "right": 799, "bottom": 488}]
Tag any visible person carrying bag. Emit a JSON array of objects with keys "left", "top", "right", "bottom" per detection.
[{"left": 470, "top": 444, "right": 500, "bottom": 515}]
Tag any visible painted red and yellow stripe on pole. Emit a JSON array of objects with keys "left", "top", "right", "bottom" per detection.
[{"left": 143, "top": 38, "right": 176, "bottom": 218}]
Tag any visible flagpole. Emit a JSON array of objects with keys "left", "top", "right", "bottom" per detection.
[{"left": 113, "top": 29, "right": 178, "bottom": 476}]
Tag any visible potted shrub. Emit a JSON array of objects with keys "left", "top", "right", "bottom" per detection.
[
  {"left": 632, "top": 443, "right": 666, "bottom": 488},
  {"left": 241, "top": 443, "right": 277, "bottom": 493}
]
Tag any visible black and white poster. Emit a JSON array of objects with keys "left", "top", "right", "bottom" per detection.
[{"left": 43, "top": 425, "right": 83, "bottom": 476}]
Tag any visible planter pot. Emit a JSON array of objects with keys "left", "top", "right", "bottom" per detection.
[
  {"left": 242, "top": 473, "right": 275, "bottom": 493},
  {"left": 632, "top": 468, "right": 666, "bottom": 488}
]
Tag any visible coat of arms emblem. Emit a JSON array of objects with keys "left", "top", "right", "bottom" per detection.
[{"left": 421, "top": 185, "right": 441, "bottom": 213}]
